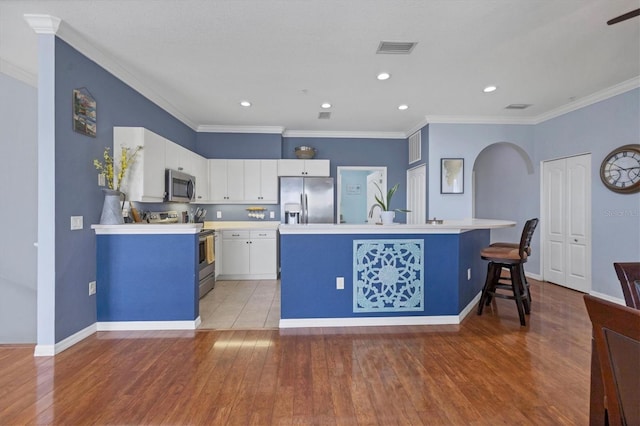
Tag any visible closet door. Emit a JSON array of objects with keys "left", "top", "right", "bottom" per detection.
[{"left": 542, "top": 154, "right": 591, "bottom": 293}]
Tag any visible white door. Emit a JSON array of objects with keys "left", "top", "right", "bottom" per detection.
[
  {"left": 565, "top": 155, "right": 591, "bottom": 291},
  {"left": 542, "top": 154, "right": 591, "bottom": 293},
  {"left": 406, "top": 164, "right": 426, "bottom": 225}
]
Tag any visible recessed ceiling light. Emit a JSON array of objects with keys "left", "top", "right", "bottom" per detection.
[
  {"left": 398, "top": 104, "right": 409, "bottom": 110},
  {"left": 321, "top": 102, "right": 332, "bottom": 109},
  {"left": 483, "top": 85, "right": 498, "bottom": 93},
  {"left": 240, "top": 100, "right": 251, "bottom": 107},
  {"left": 377, "top": 72, "right": 391, "bottom": 81}
]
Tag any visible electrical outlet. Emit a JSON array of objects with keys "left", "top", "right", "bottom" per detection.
[
  {"left": 216, "top": 211, "right": 222, "bottom": 219},
  {"left": 98, "top": 173, "right": 105, "bottom": 186},
  {"left": 89, "top": 281, "right": 96, "bottom": 295},
  {"left": 70, "top": 216, "right": 83, "bottom": 230},
  {"left": 336, "top": 277, "right": 344, "bottom": 290},
  {"left": 467, "top": 268, "right": 471, "bottom": 280},
  {"left": 269, "top": 211, "right": 275, "bottom": 219}
]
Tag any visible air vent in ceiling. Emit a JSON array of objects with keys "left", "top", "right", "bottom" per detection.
[
  {"left": 505, "top": 103, "right": 532, "bottom": 110},
  {"left": 318, "top": 111, "right": 331, "bottom": 119},
  {"left": 376, "top": 41, "right": 417, "bottom": 54}
]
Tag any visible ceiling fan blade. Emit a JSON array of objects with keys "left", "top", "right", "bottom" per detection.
[{"left": 607, "top": 8, "right": 640, "bottom": 25}]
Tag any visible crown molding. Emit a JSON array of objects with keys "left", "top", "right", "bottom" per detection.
[
  {"left": 197, "top": 125, "right": 284, "bottom": 134},
  {"left": 0, "top": 59, "right": 37, "bottom": 87},
  {"left": 532, "top": 76, "right": 640, "bottom": 124},
  {"left": 25, "top": 14, "right": 199, "bottom": 131},
  {"left": 283, "top": 130, "right": 407, "bottom": 139},
  {"left": 405, "top": 117, "right": 430, "bottom": 136},
  {"left": 23, "top": 14, "right": 61, "bottom": 34},
  {"left": 424, "top": 115, "right": 537, "bottom": 125},
  {"left": 422, "top": 77, "right": 640, "bottom": 128}
]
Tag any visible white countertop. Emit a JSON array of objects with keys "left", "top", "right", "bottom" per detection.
[
  {"left": 91, "top": 223, "right": 203, "bottom": 235},
  {"left": 278, "top": 218, "right": 516, "bottom": 235},
  {"left": 203, "top": 221, "right": 281, "bottom": 230}
]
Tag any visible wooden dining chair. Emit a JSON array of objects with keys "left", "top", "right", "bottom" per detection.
[
  {"left": 584, "top": 295, "right": 640, "bottom": 426},
  {"left": 613, "top": 262, "right": 640, "bottom": 309}
]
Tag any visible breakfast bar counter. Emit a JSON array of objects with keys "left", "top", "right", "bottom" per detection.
[
  {"left": 278, "top": 219, "right": 515, "bottom": 328},
  {"left": 92, "top": 223, "right": 202, "bottom": 330}
]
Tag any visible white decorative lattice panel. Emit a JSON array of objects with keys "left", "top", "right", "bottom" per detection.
[{"left": 353, "top": 239, "right": 424, "bottom": 313}]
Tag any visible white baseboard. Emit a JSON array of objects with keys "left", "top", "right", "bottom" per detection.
[
  {"left": 34, "top": 323, "right": 97, "bottom": 357},
  {"left": 96, "top": 317, "right": 201, "bottom": 331},
  {"left": 525, "top": 271, "right": 543, "bottom": 281},
  {"left": 589, "top": 291, "right": 626, "bottom": 306},
  {"left": 279, "top": 293, "right": 482, "bottom": 328}
]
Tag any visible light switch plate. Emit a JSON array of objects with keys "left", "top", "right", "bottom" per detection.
[
  {"left": 71, "top": 216, "right": 83, "bottom": 230},
  {"left": 98, "top": 173, "right": 105, "bottom": 186},
  {"left": 269, "top": 211, "right": 275, "bottom": 219},
  {"left": 216, "top": 211, "right": 222, "bottom": 219},
  {"left": 336, "top": 277, "right": 344, "bottom": 290}
]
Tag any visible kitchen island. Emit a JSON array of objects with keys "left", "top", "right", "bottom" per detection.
[
  {"left": 92, "top": 223, "right": 202, "bottom": 330},
  {"left": 278, "top": 219, "right": 515, "bottom": 327}
]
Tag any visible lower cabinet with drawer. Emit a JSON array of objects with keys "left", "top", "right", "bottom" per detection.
[{"left": 219, "top": 229, "right": 278, "bottom": 280}]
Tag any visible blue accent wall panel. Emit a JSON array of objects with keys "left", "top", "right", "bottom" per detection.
[
  {"left": 280, "top": 230, "right": 490, "bottom": 319},
  {"left": 96, "top": 234, "right": 198, "bottom": 321}
]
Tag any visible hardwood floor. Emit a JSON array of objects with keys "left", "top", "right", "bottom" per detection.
[{"left": 0, "top": 279, "right": 592, "bottom": 425}]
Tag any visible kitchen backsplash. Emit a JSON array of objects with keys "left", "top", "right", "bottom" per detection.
[{"left": 130, "top": 201, "right": 280, "bottom": 222}]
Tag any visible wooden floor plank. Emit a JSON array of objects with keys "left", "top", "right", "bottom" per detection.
[{"left": 0, "top": 280, "right": 592, "bottom": 425}]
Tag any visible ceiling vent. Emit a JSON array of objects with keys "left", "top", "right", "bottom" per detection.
[
  {"left": 376, "top": 41, "right": 417, "bottom": 54},
  {"left": 318, "top": 111, "right": 331, "bottom": 119},
  {"left": 505, "top": 103, "right": 532, "bottom": 110}
]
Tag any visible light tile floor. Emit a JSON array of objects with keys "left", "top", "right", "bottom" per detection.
[{"left": 198, "top": 280, "right": 280, "bottom": 329}]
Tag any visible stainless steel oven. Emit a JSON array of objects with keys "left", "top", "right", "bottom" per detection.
[{"left": 198, "top": 229, "right": 215, "bottom": 298}]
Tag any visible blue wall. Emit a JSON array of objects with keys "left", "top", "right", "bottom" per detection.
[
  {"left": 0, "top": 73, "right": 38, "bottom": 343},
  {"left": 534, "top": 88, "right": 640, "bottom": 299},
  {"left": 52, "top": 38, "right": 197, "bottom": 342},
  {"left": 284, "top": 137, "right": 409, "bottom": 215},
  {"left": 196, "top": 132, "right": 282, "bottom": 159}
]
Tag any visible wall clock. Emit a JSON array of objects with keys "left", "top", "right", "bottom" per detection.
[{"left": 599, "top": 144, "right": 640, "bottom": 193}]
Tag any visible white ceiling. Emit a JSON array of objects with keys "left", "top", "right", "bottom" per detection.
[{"left": 1, "top": 0, "right": 639, "bottom": 136}]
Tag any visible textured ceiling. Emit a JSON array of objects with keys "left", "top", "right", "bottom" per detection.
[{"left": 1, "top": 0, "right": 639, "bottom": 135}]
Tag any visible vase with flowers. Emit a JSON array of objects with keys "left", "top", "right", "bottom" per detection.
[
  {"left": 368, "top": 182, "right": 410, "bottom": 225},
  {"left": 94, "top": 145, "right": 142, "bottom": 224}
]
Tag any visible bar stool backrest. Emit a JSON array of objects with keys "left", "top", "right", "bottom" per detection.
[{"left": 518, "top": 218, "right": 539, "bottom": 260}]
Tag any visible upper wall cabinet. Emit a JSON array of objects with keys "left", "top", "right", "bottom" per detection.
[
  {"left": 165, "top": 141, "right": 194, "bottom": 174},
  {"left": 277, "top": 159, "right": 330, "bottom": 176},
  {"left": 244, "top": 160, "right": 278, "bottom": 203},
  {"left": 193, "top": 154, "right": 209, "bottom": 203},
  {"left": 209, "top": 159, "right": 245, "bottom": 203},
  {"left": 114, "top": 127, "right": 166, "bottom": 202}
]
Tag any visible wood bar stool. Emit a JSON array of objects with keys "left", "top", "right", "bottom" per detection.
[{"left": 477, "top": 218, "right": 539, "bottom": 326}]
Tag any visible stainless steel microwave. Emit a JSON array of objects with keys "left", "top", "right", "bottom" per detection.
[{"left": 165, "top": 169, "right": 196, "bottom": 202}]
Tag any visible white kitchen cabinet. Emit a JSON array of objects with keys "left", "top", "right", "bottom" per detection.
[
  {"left": 165, "top": 141, "right": 194, "bottom": 175},
  {"left": 209, "top": 159, "right": 245, "bottom": 203},
  {"left": 193, "top": 154, "right": 209, "bottom": 202},
  {"left": 219, "top": 229, "right": 277, "bottom": 279},
  {"left": 244, "top": 160, "right": 278, "bottom": 203},
  {"left": 114, "top": 127, "right": 166, "bottom": 202},
  {"left": 277, "top": 159, "right": 330, "bottom": 176}
]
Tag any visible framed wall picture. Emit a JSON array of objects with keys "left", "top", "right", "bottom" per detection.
[
  {"left": 72, "top": 87, "right": 96, "bottom": 137},
  {"left": 441, "top": 158, "right": 464, "bottom": 194}
]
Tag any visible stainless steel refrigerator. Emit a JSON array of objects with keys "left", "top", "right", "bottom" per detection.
[{"left": 280, "top": 177, "right": 335, "bottom": 224}]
